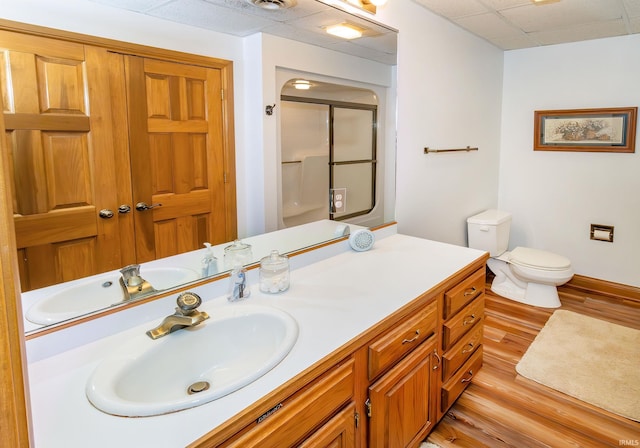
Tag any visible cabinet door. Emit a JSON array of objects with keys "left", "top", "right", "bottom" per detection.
[
  {"left": 0, "top": 32, "right": 130, "bottom": 290},
  {"left": 298, "top": 403, "right": 356, "bottom": 448},
  {"left": 368, "top": 336, "right": 438, "bottom": 448},
  {"left": 125, "top": 55, "right": 232, "bottom": 262}
]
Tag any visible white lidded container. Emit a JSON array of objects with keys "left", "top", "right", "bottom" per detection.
[
  {"left": 467, "top": 209, "right": 512, "bottom": 257},
  {"left": 259, "top": 250, "right": 290, "bottom": 294}
]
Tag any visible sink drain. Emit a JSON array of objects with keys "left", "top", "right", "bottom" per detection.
[{"left": 187, "top": 381, "right": 210, "bottom": 395}]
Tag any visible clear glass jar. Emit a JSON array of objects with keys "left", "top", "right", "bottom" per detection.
[
  {"left": 259, "top": 250, "right": 290, "bottom": 294},
  {"left": 223, "top": 239, "right": 253, "bottom": 269}
]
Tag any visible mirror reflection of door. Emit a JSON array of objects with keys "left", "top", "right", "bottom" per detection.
[
  {"left": 1, "top": 31, "right": 235, "bottom": 291},
  {"left": 125, "top": 56, "right": 229, "bottom": 263},
  {"left": 280, "top": 79, "right": 377, "bottom": 228},
  {"left": 1, "top": 32, "right": 131, "bottom": 291}
]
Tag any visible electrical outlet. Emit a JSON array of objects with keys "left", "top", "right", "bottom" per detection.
[{"left": 331, "top": 188, "right": 347, "bottom": 213}]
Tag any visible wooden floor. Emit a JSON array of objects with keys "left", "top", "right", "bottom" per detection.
[{"left": 428, "top": 276, "right": 640, "bottom": 448}]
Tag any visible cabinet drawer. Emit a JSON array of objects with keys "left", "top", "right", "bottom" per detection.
[
  {"left": 442, "top": 321, "right": 483, "bottom": 380},
  {"left": 224, "top": 358, "right": 355, "bottom": 447},
  {"left": 441, "top": 345, "right": 483, "bottom": 413},
  {"left": 442, "top": 297, "right": 484, "bottom": 350},
  {"left": 368, "top": 300, "right": 437, "bottom": 380},
  {"left": 443, "top": 268, "right": 485, "bottom": 320}
]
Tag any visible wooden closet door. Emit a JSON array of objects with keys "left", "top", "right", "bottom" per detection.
[
  {"left": 125, "top": 56, "right": 228, "bottom": 262},
  {"left": 0, "top": 31, "right": 131, "bottom": 291}
]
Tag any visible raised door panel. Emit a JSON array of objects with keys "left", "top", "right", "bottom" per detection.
[
  {"left": 126, "top": 56, "right": 229, "bottom": 262},
  {"left": 0, "top": 32, "right": 128, "bottom": 290},
  {"left": 298, "top": 403, "right": 356, "bottom": 448},
  {"left": 368, "top": 337, "right": 437, "bottom": 448}
]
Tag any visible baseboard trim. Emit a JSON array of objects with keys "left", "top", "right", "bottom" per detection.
[{"left": 565, "top": 274, "right": 640, "bottom": 304}]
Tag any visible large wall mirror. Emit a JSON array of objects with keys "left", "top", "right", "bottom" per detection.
[
  {"left": 2, "top": 0, "right": 397, "bottom": 337},
  {"left": 279, "top": 76, "right": 386, "bottom": 229}
]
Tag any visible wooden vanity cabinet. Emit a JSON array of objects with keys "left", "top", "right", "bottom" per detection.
[
  {"left": 201, "top": 260, "right": 486, "bottom": 448},
  {"left": 367, "top": 335, "right": 439, "bottom": 448},
  {"left": 439, "top": 267, "right": 486, "bottom": 418}
]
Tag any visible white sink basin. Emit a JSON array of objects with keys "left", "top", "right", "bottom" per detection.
[
  {"left": 25, "top": 267, "right": 200, "bottom": 325},
  {"left": 85, "top": 304, "right": 299, "bottom": 417}
]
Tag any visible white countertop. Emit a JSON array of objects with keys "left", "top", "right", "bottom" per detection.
[{"left": 26, "top": 230, "right": 486, "bottom": 447}]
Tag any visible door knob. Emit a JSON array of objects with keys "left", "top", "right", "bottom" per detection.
[
  {"left": 135, "top": 202, "right": 162, "bottom": 211},
  {"left": 118, "top": 204, "right": 132, "bottom": 214},
  {"left": 99, "top": 209, "right": 114, "bottom": 219}
]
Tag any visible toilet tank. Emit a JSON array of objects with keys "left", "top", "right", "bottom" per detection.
[{"left": 467, "top": 209, "right": 512, "bottom": 256}]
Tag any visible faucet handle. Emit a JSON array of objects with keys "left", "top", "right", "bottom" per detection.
[
  {"left": 176, "top": 292, "right": 202, "bottom": 314},
  {"left": 120, "top": 264, "right": 141, "bottom": 277},
  {"left": 120, "top": 264, "right": 143, "bottom": 286}
]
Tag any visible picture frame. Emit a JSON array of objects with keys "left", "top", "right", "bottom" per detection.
[{"left": 534, "top": 107, "right": 637, "bottom": 153}]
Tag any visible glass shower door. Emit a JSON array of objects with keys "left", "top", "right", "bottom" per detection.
[{"left": 331, "top": 107, "right": 376, "bottom": 220}]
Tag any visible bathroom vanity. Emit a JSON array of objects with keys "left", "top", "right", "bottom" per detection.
[{"left": 26, "top": 225, "right": 487, "bottom": 447}]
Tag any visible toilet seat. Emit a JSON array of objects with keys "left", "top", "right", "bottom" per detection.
[{"left": 508, "top": 247, "right": 571, "bottom": 271}]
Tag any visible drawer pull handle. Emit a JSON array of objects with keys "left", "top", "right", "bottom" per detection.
[
  {"left": 461, "top": 369, "right": 474, "bottom": 383},
  {"left": 462, "top": 343, "right": 474, "bottom": 354},
  {"left": 463, "top": 314, "right": 476, "bottom": 326},
  {"left": 463, "top": 287, "right": 477, "bottom": 297},
  {"left": 432, "top": 349, "right": 441, "bottom": 370},
  {"left": 402, "top": 330, "right": 420, "bottom": 344}
]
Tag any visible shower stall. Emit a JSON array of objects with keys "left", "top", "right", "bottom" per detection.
[{"left": 280, "top": 82, "right": 377, "bottom": 228}]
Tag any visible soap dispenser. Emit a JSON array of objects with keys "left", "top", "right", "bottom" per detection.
[{"left": 201, "top": 242, "right": 218, "bottom": 278}]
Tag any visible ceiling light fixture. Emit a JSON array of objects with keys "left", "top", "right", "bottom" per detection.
[
  {"left": 292, "top": 79, "right": 311, "bottom": 90},
  {"left": 325, "top": 23, "right": 364, "bottom": 39}
]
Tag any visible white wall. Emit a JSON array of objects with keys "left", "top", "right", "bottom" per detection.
[
  {"left": 377, "top": 2, "right": 504, "bottom": 246},
  {"left": 500, "top": 35, "right": 640, "bottom": 287}
]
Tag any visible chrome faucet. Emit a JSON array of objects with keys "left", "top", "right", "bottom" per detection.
[
  {"left": 146, "top": 292, "right": 209, "bottom": 339},
  {"left": 119, "top": 264, "right": 156, "bottom": 301}
]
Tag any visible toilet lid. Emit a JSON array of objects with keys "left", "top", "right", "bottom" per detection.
[{"left": 509, "top": 247, "right": 571, "bottom": 271}]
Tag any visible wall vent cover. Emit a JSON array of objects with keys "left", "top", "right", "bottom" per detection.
[{"left": 246, "top": 0, "right": 296, "bottom": 10}]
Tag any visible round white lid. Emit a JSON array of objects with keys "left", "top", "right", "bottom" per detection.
[{"left": 509, "top": 247, "right": 571, "bottom": 270}]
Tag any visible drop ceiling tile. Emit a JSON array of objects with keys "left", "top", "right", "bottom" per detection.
[
  {"left": 412, "top": 0, "right": 489, "bottom": 19},
  {"left": 488, "top": 33, "right": 541, "bottom": 50},
  {"left": 531, "top": 18, "right": 628, "bottom": 45},
  {"left": 147, "top": 0, "right": 272, "bottom": 35},
  {"left": 480, "top": 0, "right": 531, "bottom": 10},
  {"left": 454, "top": 12, "right": 522, "bottom": 38},
  {"left": 500, "top": 0, "right": 625, "bottom": 32},
  {"left": 89, "top": 0, "right": 171, "bottom": 13}
]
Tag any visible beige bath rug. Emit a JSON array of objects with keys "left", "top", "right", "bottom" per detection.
[{"left": 516, "top": 310, "right": 640, "bottom": 421}]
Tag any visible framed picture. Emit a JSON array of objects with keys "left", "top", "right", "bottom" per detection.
[{"left": 534, "top": 107, "right": 637, "bottom": 153}]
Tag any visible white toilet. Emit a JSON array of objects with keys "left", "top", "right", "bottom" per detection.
[{"left": 467, "top": 209, "right": 573, "bottom": 308}]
